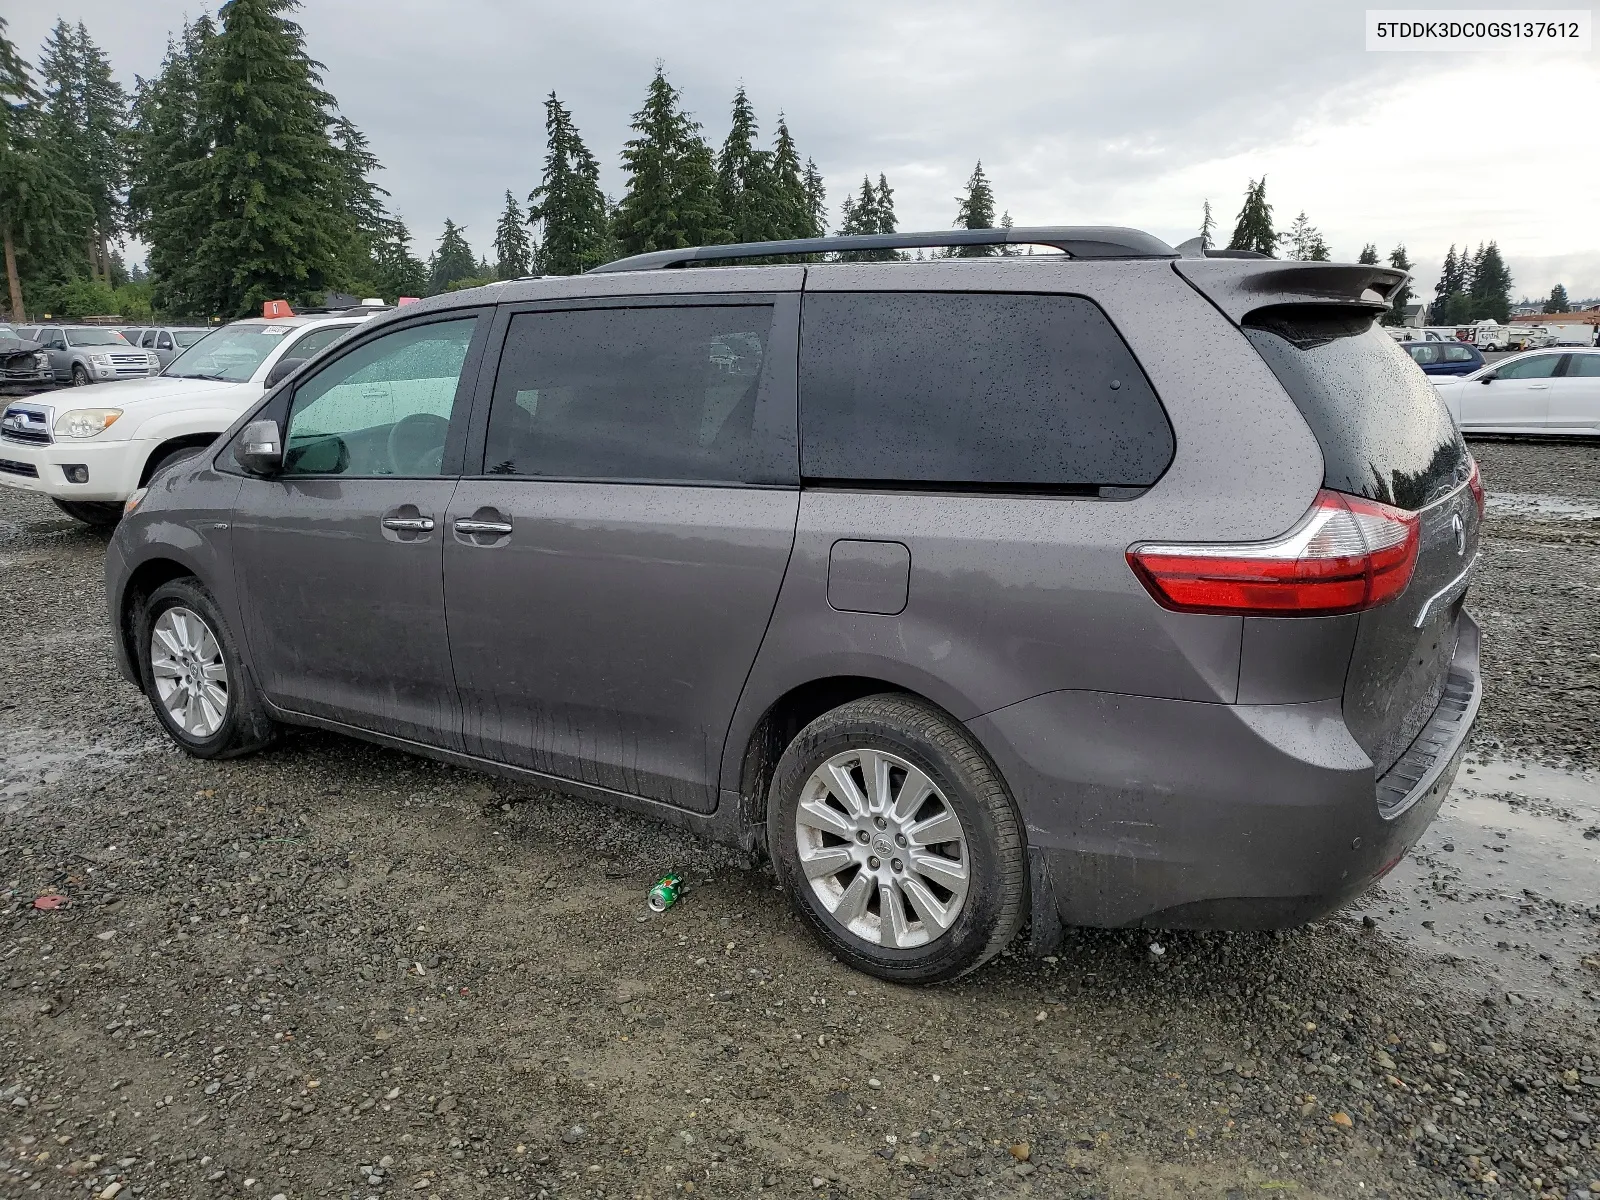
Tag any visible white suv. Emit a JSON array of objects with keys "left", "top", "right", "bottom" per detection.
[{"left": 0, "top": 308, "right": 382, "bottom": 526}]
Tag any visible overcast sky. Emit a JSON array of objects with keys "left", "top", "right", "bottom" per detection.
[{"left": 11, "top": 0, "right": 1600, "bottom": 300}]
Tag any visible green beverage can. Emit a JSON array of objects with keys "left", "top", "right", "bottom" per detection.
[{"left": 647, "top": 874, "right": 683, "bottom": 913}]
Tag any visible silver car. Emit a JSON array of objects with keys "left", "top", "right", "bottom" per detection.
[
  {"left": 105, "top": 226, "right": 1483, "bottom": 983},
  {"left": 28, "top": 324, "right": 160, "bottom": 386},
  {"left": 131, "top": 325, "right": 213, "bottom": 369}
]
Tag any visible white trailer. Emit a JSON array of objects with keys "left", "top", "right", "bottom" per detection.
[{"left": 1543, "top": 322, "right": 1597, "bottom": 346}]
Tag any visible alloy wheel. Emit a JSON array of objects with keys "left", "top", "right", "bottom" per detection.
[
  {"left": 793, "top": 748, "right": 970, "bottom": 949},
  {"left": 150, "top": 606, "right": 229, "bottom": 737}
]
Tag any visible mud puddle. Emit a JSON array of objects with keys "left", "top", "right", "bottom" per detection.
[
  {"left": 0, "top": 726, "right": 162, "bottom": 809},
  {"left": 1357, "top": 754, "right": 1600, "bottom": 1005},
  {"left": 1488, "top": 491, "right": 1600, "bottom": 521}
]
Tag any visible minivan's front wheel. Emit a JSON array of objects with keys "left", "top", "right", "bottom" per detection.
[
  {"left": 768, "top": 694, "right": 1026, "bottom": 984},
  {"left": 135, "top": 577, "right": 276, "bottom": 759}
]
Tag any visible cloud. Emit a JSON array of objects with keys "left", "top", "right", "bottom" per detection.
[{"left": 9, "top": 0, "right": 1595, "bottom": 295}]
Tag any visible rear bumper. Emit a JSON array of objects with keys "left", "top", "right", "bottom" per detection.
[{"left": 970, "top": 614, "right": 1480, "bottom": 936}]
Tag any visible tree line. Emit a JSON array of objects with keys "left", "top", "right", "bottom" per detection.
[{"left": 0, "top": 3, "right": 1551, "bottom": 328}]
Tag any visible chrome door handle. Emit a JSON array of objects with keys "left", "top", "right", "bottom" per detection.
[
  {"left": 453, "top": 519, "right": 512, "bottom": 535},
  {"left": 382, "top": 516, "right": 435, "bottom": 532}
]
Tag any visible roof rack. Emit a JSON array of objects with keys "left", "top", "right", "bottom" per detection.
[{"left": 587, "top": 226, "right": 1176, "bottom": 274}]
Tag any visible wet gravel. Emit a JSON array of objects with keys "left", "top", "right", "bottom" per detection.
[{"left": 2, "top": 440, "right": 1599, "bottom": 1200}]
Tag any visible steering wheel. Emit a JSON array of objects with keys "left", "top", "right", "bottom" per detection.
[{"left": 387, "top": 413, "right": 450, "bottom": 476}]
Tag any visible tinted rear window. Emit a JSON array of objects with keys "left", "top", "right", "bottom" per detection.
[
  {"left": 800, "top": 292, "right": 1174, "bottom": 489},
  {"left": 1243, "top": 307, "right": 1467, "bottom": 511}
]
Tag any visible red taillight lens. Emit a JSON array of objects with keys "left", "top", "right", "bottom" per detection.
[
  {"left": 1466, "top": 458, "right": 1485, "bottom": 519},
  {"left": 1127, "top": 490, "right": 1421, "bottom": 617}
]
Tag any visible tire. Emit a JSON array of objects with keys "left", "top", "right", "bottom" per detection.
[
  {"left": 144, "top": 443, "right": 205, "bottom": 484},
  {"left": 71, "top": 364, "right": 90, "bottom": 386},
  {"left": 51, "top": 498, "right": 124, "bottom": 528},
  {"left": 134, "top": 576, "right": 276, "bottom": 759},
  {"left": 767, "top": 693, "right": 1026, "bottom": 984}
]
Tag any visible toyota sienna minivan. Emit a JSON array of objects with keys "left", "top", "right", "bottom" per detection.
[{"left": 104, "top": 226, "right": 1483, "bottom": 983}]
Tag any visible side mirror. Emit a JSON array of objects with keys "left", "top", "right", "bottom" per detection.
[
  {"left": 264, "top": 356, "right": 307, "bottom": 389},
  {"left": 237, "top": 419, "right": 283, "bottom": 476}
]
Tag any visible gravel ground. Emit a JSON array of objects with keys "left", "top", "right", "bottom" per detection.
[{"left": 2, "top": 442, "right": 1599, "bottom": 1200}]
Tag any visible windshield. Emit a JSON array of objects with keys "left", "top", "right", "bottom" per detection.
[
  {"left": 67, "top": 327, "right": 130, "bottom": 346},
  {"left": 163, "top": 323, "right": 298, "bottom": 382},
  {"left": 173, "top": 329, "right": 210, "bottom": 347}
]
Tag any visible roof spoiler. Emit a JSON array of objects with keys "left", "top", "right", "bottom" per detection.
[{"left": 1174, "top": 258, "right": 1409, "bottom": 324}]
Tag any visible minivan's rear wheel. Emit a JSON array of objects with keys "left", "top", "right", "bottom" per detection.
[
  {"left": 51, "top": 498, "right": 124, "bottom": 528},
  {"left": 768, "top": 694, "right": 1026, "bottom": 983},
  {"left": 135, "top": 577, "right": 276, "bottom": 759}
]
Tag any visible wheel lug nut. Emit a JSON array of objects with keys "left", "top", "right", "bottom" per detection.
[
  {"left": 874, "top": 816, "right": 887, "bottom": 830},
  {"left": 856, "top": 830, "right": 870, "bottom": 843},
  {"left": 891, "top": 858, "right": 903, "bottom": 873},
  {"left": 894, "top": 833, "right": 906, "bottom": 847},
  {"left": 867, "top": 856, "right": 881, "bottom": 870}
]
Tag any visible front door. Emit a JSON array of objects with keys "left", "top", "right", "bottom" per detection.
[
  {"left": 1548, "top": 354, "right": 1600, "bottom": 431},
  {"left": 1460, "top": 351, "right": 1561, "bottom": 430},
  {"left": 444, "top": 297, "right": 800, "bottom": 811},
  {"left": 231, "top": 313, "right": 488, "bottom": 748}
]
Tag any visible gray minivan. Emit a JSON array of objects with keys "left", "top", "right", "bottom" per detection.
[{"left": 104, "top": 227, "right": 1483, "bottom": 983}]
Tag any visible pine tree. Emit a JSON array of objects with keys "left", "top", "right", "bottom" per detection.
[
  {"left": 951, "top": 160, "right": 996, "bottom": 256},
  {"left": 1544, "top": 283, "right": 1571, "bottom": 314},
  {"left": 767, "top": 114, "right": 810, "bottom": 240},
  {"left": 1199, "top": 199, "right": 1214, "bottom": 250},
  {"left": 370, "top": 217, "right": 427, "bottom": 300},
  {"left": 188, "top": 0, "right": 360, "bottom": 317},
  {"left": 127, "top": 16, "right": 216, "bottom": 318},
  {"left": 801, "top": 157, "right": 827, "bottom": 238},
  {"left": 1383, "top": 244, "right": 1413, "bottom": 326},
  {"left": 0, "top": 16, "right": 88, "bottom": 320},
  {"left": 493, "top": 190, "right": 532, "bottom": 278},
  {"left": 837, "top": 175, "right": 898, "bottom": 262},
  {"left": 1467, "top": 241, "right": 1512, "bottom": 323},
  {"left": 1282, "top": 211, "right": 1329, "bottom": 261},
  {"left": 529, "top": 91, "right": 612, "bottom": 274},
  {"left": 613, "top": 66, "right": 724, "bottom": 256},
  {"left": 427, "top": 219, "right": 476, "bottom": 294},
  {"left": 875, "top": 174, "right": 897, "bottom": 237},
  {"left": 328, "top": 113, "right": 395, "bottom": 297},
  {"left": 998, "top": 210, "right": 1017, "bottom": 256},
  {"left": 1357, "top": 243, "right": 1379, "bottom": 265},
  {"left": 718, "top": 84, "right": 775, "bottom": 244},
  {"left": 1227, "top": 177, "right": 1276, "bottom": 256},
  {"left": 1433, "top": 244, "right": 1460, "bottom": 323}
]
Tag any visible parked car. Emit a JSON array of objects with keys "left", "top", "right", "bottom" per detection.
[
  {"left": 1402, "top": 339, "right": 1484, "bottom": 376},
  {"left": 0, "top": 325, "right": 54, "bottom": 393},
  {"left": 130, "top": 325, "right": 214, "bottom": 368},
  {"left": 0, "top": 306, "right": 375, "bottom": 526},
  {"left": 26, "top": 324, "right": 159, "bottom": 387},
  {"left": 103, "top": 230, "right": 1482, "bottom": 983},
  {"left": 1433, "top": 348, "right": 1600, "bottom": 434}
]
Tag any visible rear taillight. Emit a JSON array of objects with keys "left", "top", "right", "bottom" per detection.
[
  {"left": 1128, "top": 490, "right": 1421, "bottom": 617},
  {"left": 1466, "top": 457, "right": 1485, "bottom": 519}
]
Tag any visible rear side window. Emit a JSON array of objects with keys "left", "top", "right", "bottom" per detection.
[
  {"left": 1442, "top": 344, "right": 1475, "bottom": 363},
  {"left": 1408, "top": 344, "right": 1440, "bottom": 365},
  {"left": 1568, "top": 355, "right": 1600, "bottom": 378},
  {"left": 799, "top": 292, "right": 1174, "bottom": 489},
  {"left": 1243, "top": 307, "right": 1467, "bottom": 511},
  {"left": 482, "top": 305, "right": 788, "bottom": 484}
]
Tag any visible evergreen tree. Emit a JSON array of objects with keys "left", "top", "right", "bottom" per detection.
[
  {"left": 718, "top": 84, "right": 775, "bottom": 244},
  {"left": 328, "top": 113, "right": 395, "bottom": 297},
  {"left": 0, "top": 16, "right": 87, "bottom": 320},
  {"left": 1383, "top": 244, "right": 1413, "bottom": 327},
  {"left": 1433, "top": 244, "right": 1460, "bottom": 323},
  {"left": 1544, "top": 283, "right": 1571, "bottom": 314},
  {"left": 36, "top": 21, "right": 127, "bottom": 283},
  {"left": 1199, "top": 199, "right": 1214, "bottom": 250},
  {"left": 529, "top": 91, "right": 612, "bottom": 274},
  {"left": 766, "top": 114, "right": 811, "bottom": 240},
  {"left": 801, "top": 157, "right": 827, "bottom": 238},
  {"left": 837, "top": 175, "right": 898, "bottom": 262},
  {"left": 188, "top": 0, "right": 360, "bottom": 317},
  {"left": 1227, "top": 177, "right": 1276, "bottom": 256},
  {"left": 613, "top": 66, "right": 723, "bottom": 256},
  {"left": 875, "top": 174, "right": 897, "bottom": 237},
  {"left": 1282, "top": 211, "right": 1329, "bottom": 261},
  {"left": 494, "top": 190, "right": 532, "bottom": 278},
  {"left": 1467, "top": 241, "right": 1512, "bottom": 323},
  {"left": 370, "top": 217, "right": 427, "bottom": 300},
  {"left": 1357, "top": 243, "right": 1379, "bottom": 265},
  {"left": 951, "top": 160, "right": 996, "bottom": 256},
  {"left": 998, "top": 209, "right": 1018, "bottom": 256},
  {"left": 428, "top": 219, "right": 476, "bottom": 293}
]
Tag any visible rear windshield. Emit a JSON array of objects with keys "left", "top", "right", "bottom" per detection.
[
  {"left": 66, "top": 327, "right": 130, "bottom": 345},
  {"left": 1243, "top": 306, "right": 1467, "bottom": 511},
  {"left": 173, "top": 329, "right": 210, "bottom": 347}
]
